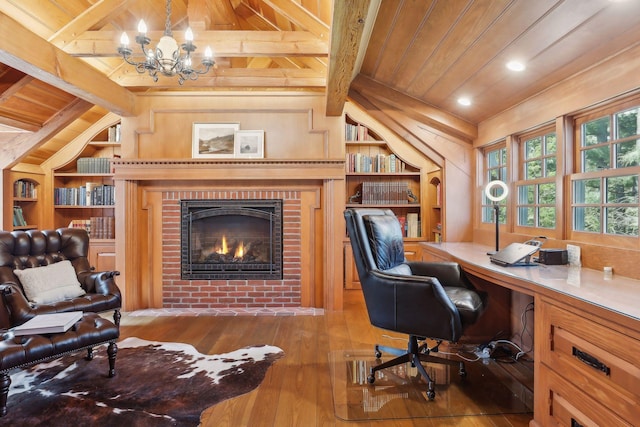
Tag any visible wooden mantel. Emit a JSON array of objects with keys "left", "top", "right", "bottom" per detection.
[{"left": 112, "top": 159, "right": 346, "bottom": 181}]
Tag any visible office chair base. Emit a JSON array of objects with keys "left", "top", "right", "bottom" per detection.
[{"left": 369, "top": 336, "right": 465, "bottom": 400}]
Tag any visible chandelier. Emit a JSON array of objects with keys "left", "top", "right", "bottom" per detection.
[{"left": 117, "top": 0, "right": 214, "bottom": 85}]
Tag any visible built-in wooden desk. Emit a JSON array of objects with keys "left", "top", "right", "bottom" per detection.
[{"left": 421, "top": 242, "right": 640, "bottom": 427}]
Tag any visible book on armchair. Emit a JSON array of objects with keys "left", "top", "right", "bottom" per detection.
[{"left": 12, "top": 311, "right": 83, "bottom": 336}]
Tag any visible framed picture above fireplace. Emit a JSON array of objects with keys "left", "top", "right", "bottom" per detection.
[
  {"left": 234, "top": 130, "right": 264, "bottom": 158},
  {"left": 192, "top": 123, "right": 240, "bottom": 158}
]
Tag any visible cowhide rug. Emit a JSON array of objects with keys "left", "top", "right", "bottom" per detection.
[{"left": 3, "top": 337, "right": 284, "bottom": 426}]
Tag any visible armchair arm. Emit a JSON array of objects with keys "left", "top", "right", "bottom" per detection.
[
  {"left": 0, "top": 284, "right": 37, "bottom": 325},
  {"left": 407, "top": 261, "right": 472, "bottom": 289},
  {"left": 78, "top": 270, "right": 122, "bottom": 299}
]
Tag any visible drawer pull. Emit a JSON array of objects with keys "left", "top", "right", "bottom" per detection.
[
  {"left": 572, "top": 347, "right": 610, "bottom": 376},
  {"left": 571, "top": 419, "right": 584, "bottom": 427}
]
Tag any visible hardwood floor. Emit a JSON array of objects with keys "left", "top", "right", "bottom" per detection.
[{"left": 118, "top": 290, "right": 532, "bottom": 427}]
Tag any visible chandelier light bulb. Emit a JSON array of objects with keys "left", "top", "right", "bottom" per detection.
[
  {"left": 137, "top": 19, "right": 147, "bottom": 34},
  {"left": 120, "top": 32, "right": 129, "bottom": 46},
  {"left": 204, "top": 46, "right": 212, "bottom": 58},
  {"left": 185, "top": 28, "right": 194, "bottom": 42}
]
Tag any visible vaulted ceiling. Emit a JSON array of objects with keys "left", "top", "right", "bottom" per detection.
[{"left": 2, "top": 0, "right": 640, "bottom": 168}]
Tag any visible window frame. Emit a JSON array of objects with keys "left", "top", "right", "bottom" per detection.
[
  {"left": 569, "top": 98, "right": 640, "bottom": 246},
  {"left": 480, "top": 144, "right": 508, "bottom": 226},
  {"left": 513, "top": 127, "right": 559, "bottom": 235}
]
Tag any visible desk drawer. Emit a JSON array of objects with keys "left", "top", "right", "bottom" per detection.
[
  {"left": 538, "top": 365, "right": 632, "bottom": 427},
  {"left": 538, "top": 299, "right": 640, "bottom": 424}
]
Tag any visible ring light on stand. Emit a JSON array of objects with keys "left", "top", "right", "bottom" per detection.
[{"left": 485, "top": 180, "right": 509, "bottom": 255}]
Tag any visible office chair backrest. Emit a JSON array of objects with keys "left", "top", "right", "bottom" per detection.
[{"left": 345, "top": 208, "right": 413, "bottom": 279}]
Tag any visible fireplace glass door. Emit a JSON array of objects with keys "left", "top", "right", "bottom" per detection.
[{"left": 180, "top": 199, "right": 283, "bottom": 280}]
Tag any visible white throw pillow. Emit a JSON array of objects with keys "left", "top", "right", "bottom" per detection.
[{"left": 14, "top": 260, "right": 86, "bottom": 304}]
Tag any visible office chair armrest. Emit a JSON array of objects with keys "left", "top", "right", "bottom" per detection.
[
  {"left": 372, "top": 269, "right": 456, "bottom": 310},
  {"left": 407, "top": 261, "right": 471, "bottom": 288},
  {"left": 368, "top": 269, "right": 464, "bottom": 338}
]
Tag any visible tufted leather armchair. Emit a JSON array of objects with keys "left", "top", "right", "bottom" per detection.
[
  {"left": 344, "top": 208, "right": 487, "bottom": 399},
  {"left": 0, "top": 228, "right": 121, "bottom": 330}
]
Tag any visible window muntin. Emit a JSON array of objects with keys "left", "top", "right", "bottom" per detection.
[
  {"left": 517, "top": 132, "right": 557, "bottom": 229},
  {"left": 572, "top": 175, "right": 639, "bottom": 236},
  {"left": 581, "top": 106, "right": 640, "bottom": 172},
  {"left": 482, "top": 146, "right": 507, "bottom": 224}
]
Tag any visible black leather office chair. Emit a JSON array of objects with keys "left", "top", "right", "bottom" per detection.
[{"left": 344, "top": 208, "right": 487, "bottom": 399}]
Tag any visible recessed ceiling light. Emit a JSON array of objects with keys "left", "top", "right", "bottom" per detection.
[
  {"left": 458, "top": 97, "right": 472, "bottom": 106},
  {"left": 506, "top": 60, "right": 526, "bottom": 72}
]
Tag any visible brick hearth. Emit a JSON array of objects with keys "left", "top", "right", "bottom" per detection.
[{"left": 162, "top": 190, "right": 302, "bottom": 308}]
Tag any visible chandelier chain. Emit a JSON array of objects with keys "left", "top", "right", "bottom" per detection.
[{"left": 165, "top": 0, "right": 172, "bottom": 36}]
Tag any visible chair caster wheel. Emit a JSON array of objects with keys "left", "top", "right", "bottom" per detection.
[
  {"left": 374, "top": 346, "right": 382, "bottom": 359},
  {"left": 459, "top": 362, "right": 467, "bottom": 377},
  {"left": 427, "top": 390, "right": 435, "bottom": 400},
  {"left": 367, "top": 373, "right": 375, "bottom": 384}
]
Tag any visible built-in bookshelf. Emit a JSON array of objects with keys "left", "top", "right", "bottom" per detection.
[
  {"left": 5, "top": 174, "right": 42, "bottom": 231},
  {"left": 428, "top": 172, "right": 443, "bottom": 242},
  {"left": 52, "top": 121, "right": 120, "bottom": 241},
  {"left": 344, "top": 115, "right": 422, "bottom": 239}
]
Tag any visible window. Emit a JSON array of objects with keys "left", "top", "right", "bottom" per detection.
[
  {"left": 573, "top": 104, "right": 640, "bottom": 237},
  {"left": 482, "top": 146, "right": 507, "bottom": 224},
  {"left": 516, "top": 131, "right": 557, "bottom": 229},
  {"left": 580, "top": 106, "right": 640, "bottom": 172}
]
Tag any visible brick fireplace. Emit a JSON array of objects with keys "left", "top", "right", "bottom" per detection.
[
  {"left": 163, "top": 190, "right": 301, "bottom": 308},
  {"left": 112, "top": 159, "right": 345, "bottom": 311}
]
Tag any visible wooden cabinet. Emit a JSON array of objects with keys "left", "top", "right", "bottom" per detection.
[
  {"left": 89, "top": 240, "right": 116, "bottom": 272},
  {"left": 51, "top": 122, "right": 120, "bottom": 241},
  {"left": 535, "top": 297, "right": 640, "bottom": 426}
]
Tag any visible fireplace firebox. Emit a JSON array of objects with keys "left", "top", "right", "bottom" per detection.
[{"left": 180, "top": 199, "right": 283, "bottom": 280}]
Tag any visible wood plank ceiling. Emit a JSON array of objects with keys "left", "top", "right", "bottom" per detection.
[{"left": 1, "top": 0, "right": 640, "bottom": 167}]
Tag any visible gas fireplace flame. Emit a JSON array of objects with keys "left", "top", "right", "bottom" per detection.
[
  {"left": 215, "top": 235, "right": 245, "bottom": 259},
  {"left": 235, "top": 242, "right": 244, "bottom": 258},
  {"left": 216, "top": 235, "right": 229, "bottom": 255}
]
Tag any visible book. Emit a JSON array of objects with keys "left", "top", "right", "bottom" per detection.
[
  {"left": 12, "top": 311, "right": 83, "bottom": 336},
  {"left": 407, "top": 213, "right": 419, "bottom": 238}
]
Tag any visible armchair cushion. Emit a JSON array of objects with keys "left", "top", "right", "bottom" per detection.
[
  {"left": 13, "top": 260, "right": 85, "bottom": 304},
  {"left": 363, "top": 214, "right": 405, "bottom": 270}
]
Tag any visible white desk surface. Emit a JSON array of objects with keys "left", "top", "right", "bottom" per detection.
[{"left": 422, "top": 242, "right": 640, "bottom": 322}]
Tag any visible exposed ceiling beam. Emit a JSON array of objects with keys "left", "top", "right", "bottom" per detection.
[
  {"left": 0, "top": 12, "right": 136, "bottom": 117},
  {"left": 111, "top": 67, "right": 325, "bottom": 88},
  {"left": 49, "top": 0, "right": 134, "bottom": 49},
  {"left": 262, "top": 0, "right": 330, "bottom": 39},
  {"left": 0, "top": 98, "right": 92, "bottom": 169},
  {"left": 234, "top": 3, "right": 327, "bottom": 72},
  {"left": 325, "top": 0, "right": 376, "bottom": 116},
  {"left": 350, "top": 75, "right": 478, "bottom": 141},
  {"left": 65, "top": 30, "right": 328, "bottom": 57}
]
